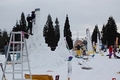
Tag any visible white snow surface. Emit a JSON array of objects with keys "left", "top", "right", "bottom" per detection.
[{"left": 0, "top": 38, "right": 120, "bottom": 80}]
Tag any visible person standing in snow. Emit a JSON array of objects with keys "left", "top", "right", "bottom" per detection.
[
  {"left": 82, "top": 49, "right": 86, "bottom": 56},
  {"left": 75, "top": 43, "right": 82, "bottom": 57},
  {"left": 108, "top": 45, "right": 113, "bottom": 58}
]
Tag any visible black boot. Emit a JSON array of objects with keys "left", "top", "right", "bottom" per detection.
[{"left": 31, "top": 33, "right": 33, "bottom": 35}]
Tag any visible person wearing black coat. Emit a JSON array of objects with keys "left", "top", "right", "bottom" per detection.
[
  {"left": 26, "top": 14, "right": 33, "bottom": 35},
  {"left": 31, "top": 11, "right": 36, "bottom": 24},
  {"left": 31, "top": 11, "right": 35, "bottom": 19}
]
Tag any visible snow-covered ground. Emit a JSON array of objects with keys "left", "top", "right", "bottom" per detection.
[{"left": 0, "top": 40, "right": 120, "bottom": 80}]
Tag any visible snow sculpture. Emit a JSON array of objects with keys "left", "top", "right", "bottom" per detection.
[{"left": 86, "top": 28, "right": 93, "bottom": 54}]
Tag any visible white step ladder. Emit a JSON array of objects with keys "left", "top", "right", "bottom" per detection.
[{"left": 2, "top": 31, "right": 32, "bottom": 80}]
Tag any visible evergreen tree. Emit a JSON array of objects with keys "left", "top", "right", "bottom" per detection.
[
  {"left": 117, "top": 33, "right": 120, "bottom": 45},
  {"left": 43, "top": 24, "right": 49, "bottom": 43},
  {"left": 101, "top": 24, "right": 106, "bottom": 45},
  {"left": 15, "top": 20, "right": 21, "bottom": 31},
  {"left": 64, "top": 15, "right": 72, "bottom": 37},
  {"left": 12, "top": 20, "right": 21, "bottom": 41},
  {"left": 0, "top": 29, "right": 2, "bottom": 38},
  {"left": 20, "top": 12, "right": 27, "bottom": 32},
  {"left": 45, "top": 14, "right": 54, "bottom": 46},
  {"left": 3, "top": 30, "right": 9, "bottom": 41},
  {"left": 1, "top": 30, "right": 9, "bottom": 50},
  {"left": 63, "top": 15, "right": 73, "bottom": 50},
  {"left": 54, "top": 18, "right": 60, "bottom": 46},
  {"left": 43, "top": 14, "right": 56, "bottom": 51},
  {"left": 105, "top": 16, "right": 117, "bottom": 47},
  {"left": 12, "top": 14, "right": 29, "bottom": 39},
  {"left": 12, "top": 20, "right": 21, "bottom": 32},
  {"left": 0, "top": 30, "right": 9, "bottom": 53},
  {"left": 91, "top": 25, "right": 100, "bottom": 43},
  {"left": 0, "top": 29, "right": 3, "bottom": 52}
]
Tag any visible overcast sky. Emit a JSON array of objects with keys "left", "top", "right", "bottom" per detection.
[{"left": 0, "top": 0, "right": 120, "bottom": 37}]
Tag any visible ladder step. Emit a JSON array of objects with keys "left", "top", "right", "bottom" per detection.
[
  {"left": 14, "top": 69, "right": 30, "bottom": 71},
  {"left": 10, "top": 41, "right": 24, "bottom": 44},
  {"left": 12, "top": 60, "right": 30, "bottom": 63},
  {"left": 9, "top": 51, "right": 22, "bottom": 53},
  {"left": 5, "top": 72, "right": 22, "bottom": 74},
  {"left": 23, "top": 55, "right": 28, "bottom": 56},
  {"left": 12, "top": 31, "right": 23, "bottom": 34},
  {"left": 12, "top": 60, "right": 22, "bottom": 63}
]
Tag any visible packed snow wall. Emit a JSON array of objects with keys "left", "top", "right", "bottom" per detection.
[
  {"left": 86, "top": 28, "right": 94, "bottom": 54},
  {"left": 26, "top": 8, "right": 46, "bottom": 50}
]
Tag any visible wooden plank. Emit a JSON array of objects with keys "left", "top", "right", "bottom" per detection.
[{"left": 24, "top": 74, "right": 53, "bottom": 80}]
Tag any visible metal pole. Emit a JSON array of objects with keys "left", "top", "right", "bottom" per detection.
[
  {"left": 21, "top": 31, "right": 24, "bottom": 80},
  {"left": 25, "top": 39, "right": 32, "bottom": 80},
  {"left": 2, "top": 31, "right": 13, "bottom": 80},
  {"left": 12, "top": 32, "right": 15, "bottom": 80},
  {"left": 0, "top": 63, "right": 6, "bottom": 80}
]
